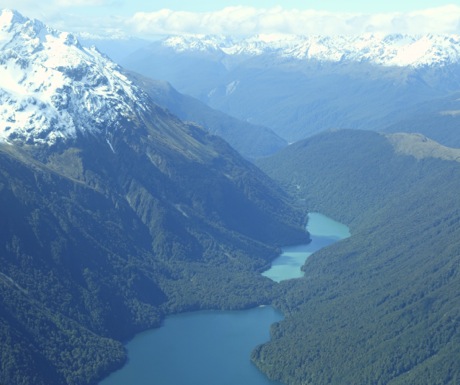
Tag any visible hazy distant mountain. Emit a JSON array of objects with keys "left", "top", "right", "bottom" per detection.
[
  {"left": 122, "top": 34, "right": 460, "bottom": 142},
  {"left": 256, "top": 129, "right": 460, "bottom": 385},
  {"left": 74, "top": 36, "right": 286, "bottom": 158},
  {"left": 0, "top": 10, "right": 307, "bottom": 385},
  {"left": 127, "top": 72, "right": 287, "bottom": 158},
  {"left": 78, "top": 36, "right": 151, "bottom": 64}
]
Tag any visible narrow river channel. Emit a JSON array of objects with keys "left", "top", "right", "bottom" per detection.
[{"left": 99, "top": 213, "right": 350, "bottom": 385}]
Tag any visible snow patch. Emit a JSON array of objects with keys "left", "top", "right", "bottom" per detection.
[
  {"left": 106, "top": 138, "right": 115, "bottom": 153},
  {"left": 226, "top": 80, "right": 239, "bottom": 96}
]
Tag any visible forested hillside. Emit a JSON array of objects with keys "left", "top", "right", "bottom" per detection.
[
  {"left": 382, "top": 91, "right": 460, "bottom": 148},
  {"left": 0, "top": 90, "right": 308, "bottom": 385},
  {"left": 255, "top": 129, "right": 460, "bottom": 385},
  {"left": 0, "top": 11, "right": 310, "bottom": 385}
]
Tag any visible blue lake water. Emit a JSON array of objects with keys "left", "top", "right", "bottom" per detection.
[
  {"left": 99, "top": 307, "right": 284, "bottom": 385},
  {"left": 262, "top": 212, "right": 350, "bottom": 282},
  {"left": 99, "top": 212, "right": 349, "bottom": 385}
]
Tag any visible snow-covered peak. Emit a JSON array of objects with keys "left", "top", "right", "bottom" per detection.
[
  {"left": 161, "top": 33, "right": 460, "bottom": 67},
  {"left": 163, "top": 34, "right": 233, "bottom": 53},
  {"left": 0, "top": 9, "right": 148, "bottom": 145}
]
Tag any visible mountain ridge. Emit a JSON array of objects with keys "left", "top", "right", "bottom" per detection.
[
  {"left": 386, "top": 132, "right": 460, "bottom": 162},
  {"left": 159, "top": 33, "right": 460, "bottom": 68}
]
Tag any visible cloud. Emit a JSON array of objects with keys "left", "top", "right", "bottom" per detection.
[
  {"left": 0, "top": 1, "right": 126, "bottom": 38},
  {"left": 4, "top": 4, "right": 460, "bottom": 39},
  {"left": 125, "top": 5, "right": 460, "bottom": 37},
  {"left": 0, "top": 0, "right": 103, "bottom": 14},
  {"left": 0, "top": 0, "right": 48, "bottom": 16},
  {"left": 55, "top": 0, "right": 110, "bottom": 6}
]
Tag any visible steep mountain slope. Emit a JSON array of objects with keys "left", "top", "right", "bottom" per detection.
[
  {"left": 127, "top": 72, "right": 287, "bottom": 158},
  {"left": 0, "top": 9, "right": 149, "bottom": 145},
  {"left": 0, "top": 12, "right": 285, "bottom": 159},
  {"left": 255, "top": 129, "right": 460, "bottom": 384},
  {"left": 0, "top": 10, "right": 308, "bottom": 385},
  {"left": 122, "top": 34, "right": 460, "bottom": 142}
]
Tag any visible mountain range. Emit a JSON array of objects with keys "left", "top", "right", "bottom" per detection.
[
  {"left": 0, "top": 9, "right": 307, "bottom": 385},
  {"left": 121, "top": 33, "right": 460, "bottom": 143},
  {"left": 3, "top": 7, "right": 460, "bottom": 385},
  {"left": 156, "top": 33, "right": 460, "bottom": 67}
]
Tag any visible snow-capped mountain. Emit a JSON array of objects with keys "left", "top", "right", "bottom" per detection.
[
  {"left": 0, "top": 9, "right": 148, "bottom": 145},
  {"left": 123, "top": 31, "right": 460, "bottom": 143},
  {"left": 162, "top": 33, "right": 460, "bottom": 68}
]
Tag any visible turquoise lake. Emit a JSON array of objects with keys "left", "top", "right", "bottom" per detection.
[
  {"left": 99, "top": 213, "right": 349, "bottom": 385},
  {"left": 99, "top": 306, "right": 283, "bottom": 385},
  {"left": 262, "top": 212, "right": 350, "bottom": 282}
]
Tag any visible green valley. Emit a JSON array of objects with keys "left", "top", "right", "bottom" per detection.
[
  {"left": 255, "top": 129, "right": 460, "bottom": 385},
  {"left": 3, "top": 7, "right": 460, "bottom": 385}
]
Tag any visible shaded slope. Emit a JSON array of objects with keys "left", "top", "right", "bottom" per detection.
[{"left": 128, "top": 72, "right": 287, "bottom": 159}]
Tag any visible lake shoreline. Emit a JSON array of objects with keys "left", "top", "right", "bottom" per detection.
[{"left": 99, "top": 213, "right": 350, "bottom": 385}]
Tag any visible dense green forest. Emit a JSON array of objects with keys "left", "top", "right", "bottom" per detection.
[
  {"left": 6, "top": 9, "right": 460, "bottom": 385},
  {"left": 381, "top": 91, "right": 460, "bottom": 148},
  {"left": 0, "top": 105, "right": 308, "bottom": 385},
  {"left": 255, "top": 129, "right": 460, "bottom": 385}
]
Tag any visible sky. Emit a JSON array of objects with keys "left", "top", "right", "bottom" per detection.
[{"left": 2, "top": 1, "right": 460, "bottom": 38}]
